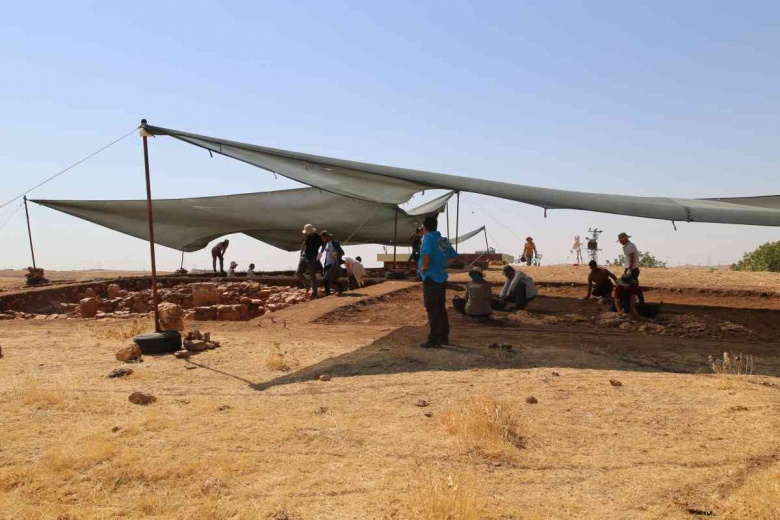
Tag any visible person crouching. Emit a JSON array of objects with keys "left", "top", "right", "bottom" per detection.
[{"left": 494, "top": 265, "right": 537, "bottom": 311}]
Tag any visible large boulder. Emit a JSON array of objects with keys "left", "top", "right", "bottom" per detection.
[
  {"left": 158, "top": 302, "right": 184, "bottom": 331},
  {"left": 132, "top": 298, "right": 150, "bottom": 314},
  {"left": 191, "top": 283, "right": 220, "bottom": 306},
  {"left": 79, "top": 297, "right": 99, "bottom": 318},
  {"left": 107, "top": 284, "right": 121, "bottom": 299},
  {"left": 83, "top": 287, "right": 97, "bottom": 298}
]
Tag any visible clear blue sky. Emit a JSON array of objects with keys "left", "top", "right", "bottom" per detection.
[{"left": 1, "top": 1, "right": 778, "bottom": 271}]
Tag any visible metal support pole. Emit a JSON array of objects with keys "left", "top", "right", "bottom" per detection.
[
  {"left": 393, "top": 206, "right": 398, "bottom": 269},
  {"left": 141, "top": 119, "right": 161, "bottom": 332},
  {"left": 484, "top": 228, "right": 489, "bottom": 255},
  {"left": 23, "top": 196, "right": 36, "bottom": 269},
  {"left": 180, "top": 251, "right": 185, "bottom": 270},
  {"left": 446, "top": 200, "right": 450, "bottom": 239},
  {"left": 455, "top": 191, "right": 460, "bottom": 254}
]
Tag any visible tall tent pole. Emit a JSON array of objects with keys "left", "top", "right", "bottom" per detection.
[
  {"left": 393, "top": 206, "right": 398, "bottom": 269},
  {"left": 23, "top": 196, "right": 36, "bottom": 269},
  {"left": 180, "top": 251, "right": 185, "bottom": 270},
  {"left": 484, "top": 227, "right": 489, "bottom": 255},
  {"left": 455, "top": 191, "right": 460, "bottom": 254},
  {"left": 446, "top": 200, "right": 450, "bottom": 239},
  {"left": 140, "top": 119, "right": 161, "bottom": 332}
]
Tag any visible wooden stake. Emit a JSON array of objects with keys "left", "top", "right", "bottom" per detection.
[{"left": 140, "top": 119, "right": 161, "bottom": 332}]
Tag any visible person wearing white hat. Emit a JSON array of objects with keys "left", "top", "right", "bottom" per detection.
[
  {"left": 227, "top": 261, "right": 238, "bottom": 277},
  {"left": 297, "top": 224, "right": 325, "bottom": 298},
  {"left": 617, "top": 232, "right": 644, "bottom": 304}
]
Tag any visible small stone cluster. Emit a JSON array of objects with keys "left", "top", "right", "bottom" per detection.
[
  {"left": 175, "top": 329, "right": 221, "bottom": 358},
  {"left": 1, "top": 281, "right": 310, "bottom": 322}
]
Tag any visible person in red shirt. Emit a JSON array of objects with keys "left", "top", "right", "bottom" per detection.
[{"left": 613, "top": 273, "right": 640, "bottom": 319}]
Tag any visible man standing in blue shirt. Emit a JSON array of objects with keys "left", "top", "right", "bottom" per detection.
[{"left": 419, "top": 216, "right": 457, "bottom": 347}]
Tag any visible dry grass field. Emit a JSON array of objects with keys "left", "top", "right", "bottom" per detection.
[
  {"left": 1, "top": 268, "right": 779, "bottom": 519},
  {"left": 0, "top": 269, "right": 155, "bottom": 292}
]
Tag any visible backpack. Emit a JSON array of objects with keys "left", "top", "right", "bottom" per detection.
[{"left": 438, "top": 236, "right": 458, "bottom": 259}]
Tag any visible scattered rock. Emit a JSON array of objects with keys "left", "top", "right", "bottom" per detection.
[
  {"left": 618, "top": 322, "right": 633, "bottom": 331},
  {"left": 314, "top": 406, "right": 328, "bottom": 414},
  {"left": 83, "top": 287, "right": 97, "bottom": 298},
  {"left": 415, "top": 399, "right": 429, "bottom": 407},
  {"left": 184, "top": 340, "right": 208, "bottom": 352},
  {"left": 318, "top": 374, "right": 332, "bottom": 382},
  {"left": 115, "top": 344, "right": 142, "bottom": 362},
  {"left": 488, "top": 342, "right": 499, "bottom": 349},
  {"left": 551, "top": 371, "right": 560, "bottom": 377},
  {"left": 720, "top": 321, "right": 748, "bottom": 333},
  {"left": 0, "top": 345, "right": 3, "bottom": 358},
  {"left": 525, "top": 396, "right": 538, "bottom": 404},
  {"left": 111, "top": 426, "right": 121, "bottom": 433},
  {"left": 174, "top": 350, "right": 191, "bottom": 359},
  {"left": 108, "top": 367, "right": 134, "bottom": 378},
  {"left": 128, "top": 391, "right": 156, "bottom": 405},
  {"left": 500, "top": 344, "right": 513, "bottom": 351},
  {"left": 107, "top": 284, "right": 121, "bottom": 299},
  {"left": 185, "top": 365, "right": 197, "bottom": 370},
  {"left": 729, "top": 405, "right": 749, "bottom": 412},
  {"left": 609, "top": 379, "right": 623, "bottom": 387},
  {"left": 424, "top": 412, "right": 433, "bottom": 418},
  {"left": 217, "top": 405, "right": 231, "bottom": 411}
]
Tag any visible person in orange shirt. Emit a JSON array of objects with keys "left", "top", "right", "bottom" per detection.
[{"left": 522, "top": 237, "right": 537, "bottom": 266}]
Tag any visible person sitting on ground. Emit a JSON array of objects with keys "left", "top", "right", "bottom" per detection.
[
  {"left": 612, "top": 273, "right": 640, "bottom": 319},
  {"left": 227, "top": 261, "right": 238, "bottom": 277},
  {"left": 522, "top": 237, "right": 537, "bottom": 266},
  {"left": 321, "top": 230, "right": 345, "bottom": 296},
  {"left": 341, "top": 255, "right": 366, "bottom": 288},
  {"left": 457, "top": 266, "right": 493, "bottom": 321},
  {"left": 495, "top": 265, "right": 538, "bottom": 310},
  {"left": 211, "top": 239, "right": 230, "bottom": 274},
  {"left": 246, "top": 263, "right": 256, "bottom": 277},
  {"left": 584, "top": 260, "right": 618, "bottom": 300}
]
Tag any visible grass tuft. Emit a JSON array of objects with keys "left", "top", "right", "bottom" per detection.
[
  {"left": 265, "top": 343, "right": 299, "bottom": 372},
  {"left": 407, "top": 465, "right": 485, "bottom": 520},
  {"left": 441, "top": 395, "right": 524, "bottom": 462},
  {"left": 709, "top": 352, "right": 754, "bottom": 376}
]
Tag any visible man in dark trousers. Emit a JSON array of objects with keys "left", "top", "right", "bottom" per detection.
[
  {"left": 409, "top": 227, "right": 423, "bottom": 266},
  {"left": 211, "top": 239, "right": 230, "bottom": 274},
  {"left": 419, "top": 216, "right": 457, "bottom": 348},
  {"left": 297, "top": 224, "right": 325, "bottom": 298},
  {"left": 320, "top": 230, "right": 345, "bottom": 296}
]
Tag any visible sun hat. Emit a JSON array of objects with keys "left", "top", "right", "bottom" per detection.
[
  {"left": 230, "top": 261, "right": 238, "bottom": 268},
  {"left": 302, "top": 224, "right": 316, "bottom": 235},
  {"left": 617, "top": 232, "right": 631, "bottom": 242}
]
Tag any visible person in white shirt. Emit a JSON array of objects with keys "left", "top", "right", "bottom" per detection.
[
  {"left": 246, "top": 263, "right": 256, "bottom": 277},
  {"left": 341, "top": 256, "right": 366, "bottom": 288},
  {"left": 617, "top": 232, "right": 644, "bottom": 304},
  {"left": 227, "top": 261, "right": 238, "bottom": 277},
  {"left": 495, "top": 265, "right": 537, "bottom": 310}
]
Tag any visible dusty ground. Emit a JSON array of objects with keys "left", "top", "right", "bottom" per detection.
[{"left": 1, "top": 270, "right": 779, "bottom": 519}]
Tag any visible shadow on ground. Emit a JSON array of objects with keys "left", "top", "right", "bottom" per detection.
[{"left": 243, "top": 322, "right": 780, "bottom": 392}]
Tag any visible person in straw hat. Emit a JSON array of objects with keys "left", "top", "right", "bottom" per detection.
[
  {"left": 459, "top": 266, "right": 493, "bottom": 321},
  {"left": 297, "top": 224, "right": 325, "bottom": 298}
]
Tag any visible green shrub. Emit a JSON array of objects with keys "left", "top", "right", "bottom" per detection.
[{"left": 732, "top": 241, "right": 780, "bottom": 272}]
